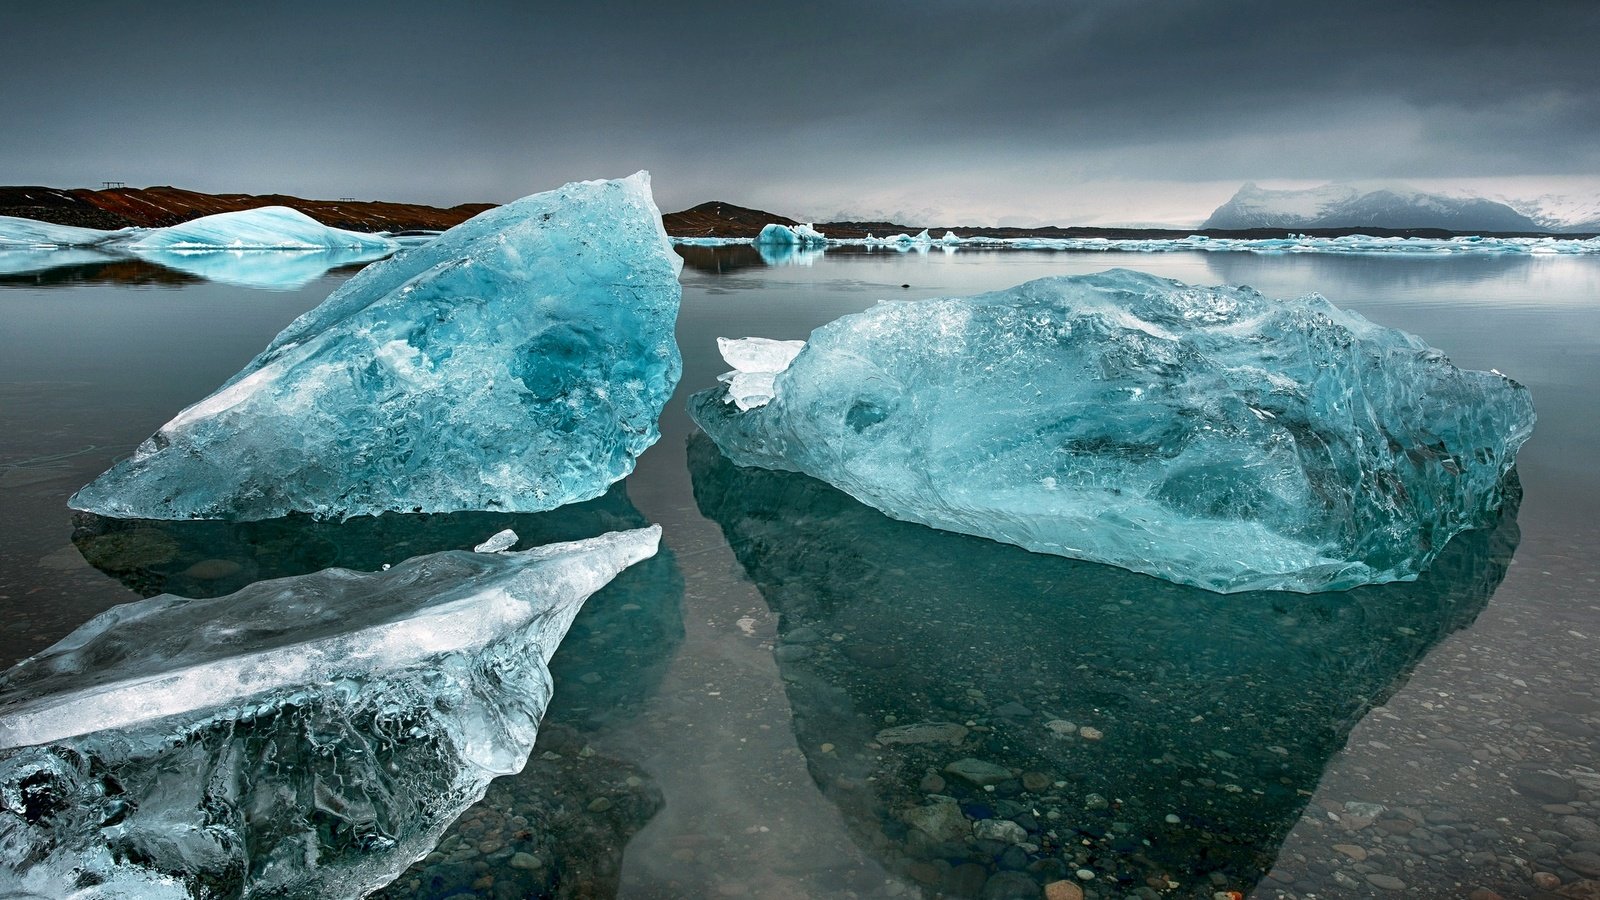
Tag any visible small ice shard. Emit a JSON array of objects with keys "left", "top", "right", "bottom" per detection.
[
  {"left": 690, "top": 269, "right": 1536, "bottom": 593},
  {"left": 754, "top": 222, "right": 827, "bottom": 246},
  {"left": 939, "top": 231, "right": 962, "bottom": 245},
  {"left": 716, "top": 336, "right": 806, "bottom": 411},
  {"left": 118, "top": 206, "right": 398, "bottom": 252},
  {"left": 70, "top": 173, "right": 683, "bottom": 520},
  {"left": 474, "top": 527, "right": 519, "bottom": 553},
  {"left": 0, "top": 526, "right": 660, "bottom": 897}
]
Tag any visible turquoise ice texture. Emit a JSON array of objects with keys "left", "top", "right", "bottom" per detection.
[
  {"left": 690, "top": 269, "right": 1536, "bottom": 593},
  {"left": 0, "top": 526, "right": 660, "bottom": 898},
  {"left": 754, "top": 222, "right": 827, "bottom": 246},
  {"left": 70, "top": 172, "right": 684, "bottom": 520}
]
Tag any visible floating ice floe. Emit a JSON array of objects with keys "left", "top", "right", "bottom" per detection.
[
  {"left": 0, "top": 215, "right": 133, "bottom": 249},
  {"left": 119, "top": 206, "right": 398, "bottom": 252},
  {"left": 754, "top": 222, "right": 828, "bottom": 246},
  {"left": 670, "top": 232, "right": 1600, "bottom": 255},
  {"left": 71, "top": 172, "right": 683, "bottom": 520},
  {"left": 690, "top": 269, "right": 1535, "bottom": 593},
  {"left": 0, "top": 526, "right": 660, "bottom": 898}
]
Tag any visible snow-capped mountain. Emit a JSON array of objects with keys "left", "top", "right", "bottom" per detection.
[
  {"left": 1203, "top": 183, "right": 1542, "bottom": 233},
  {"left": 1498, "top": 193, "right": 1600, "bottom": 233}
]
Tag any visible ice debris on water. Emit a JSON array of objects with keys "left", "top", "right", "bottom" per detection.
[
  {"left": 70, "top": 172, "right": 683, "bottom": 520},
  {"left": 669, "top": 232, "right": 1600, "bottom": 256},
  {"left": 754, "top": 222, "right": 827, "bottom": 246},
  {"left": 690, "top": 269, "right": 1536, "bottom": 593},
  {"left": 0, "top": 526, "right": 660, "bottom": 898},
  {"left": 474, "top": 527, "right": 519, "bottom": 553},
  {"left": 716, "top": 336, "right": 807, "bottom": 411}
]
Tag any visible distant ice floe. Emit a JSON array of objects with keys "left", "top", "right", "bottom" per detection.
[
  {"left": 674, "top": 231, "right": 1600, "bottom": 256},
  {"left": 754, "top": 222, "right": 828, "bottom": 246},
  {"left": 0, "top": 207, "right": 404, "bottom": 289},
  {"left": 121, "top": 206, "right": 398, "bottom": 252}
]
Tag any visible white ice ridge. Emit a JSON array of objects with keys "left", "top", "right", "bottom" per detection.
[
  {"left": 0, "top": 215, "right": 132, "bottom": 249},
  {"left": 122, "top": 206, "right": 398, "bottom": 251},
  {"left": 0, "top": 525, "right": 661, "bottom": 749},
  {"left": 672, "top": 233, "right": 1600, "bottom": 255},
  {"left": 0, "top": 207, "right": 398, "bottom": 252},
  {"left": 716, "top": 336, "right": 807, "bottom": 411}
]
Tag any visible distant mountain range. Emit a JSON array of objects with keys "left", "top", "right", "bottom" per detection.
[
  {"left": 1203, "top": 182, "right": 1600, "bottom": 233},
  {"left": 4, "top": 183, "right": 1596, "bottom": 239}
]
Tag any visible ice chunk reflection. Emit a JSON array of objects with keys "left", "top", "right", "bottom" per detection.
[{"left": 689, "top": 433, "right": 1519, "bottom": 897}]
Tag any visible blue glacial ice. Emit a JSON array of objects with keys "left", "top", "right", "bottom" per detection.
[
  {"left": 672, "top": 231, "right": 1600, "bottom": 256},
  {"left": 754, "top": 222, "right": 828, "bottom": 246},
  {"left": 70, "top": 172, "right": 683, "bottom": 520},
  {"left": 0, "top": 525, "right": 659, "bottom": 898},
  {"left": 690, "top": 269, "right": 1535, "bottom": 593},
  {"left": 0, "top": 215, "right": 132, "bottom": 249}
]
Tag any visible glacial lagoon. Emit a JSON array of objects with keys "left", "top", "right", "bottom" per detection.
[{"left": 3, "top": 245, "right": 1599, "bottom": 897}]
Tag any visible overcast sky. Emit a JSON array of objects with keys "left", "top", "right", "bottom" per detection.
[{"left": 4, "top": 1, "right": 1597, "bottom": 226}]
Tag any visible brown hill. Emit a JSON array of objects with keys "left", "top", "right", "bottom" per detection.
[
  {"left": 0, "top": 186, "right": 137, "bottom": 230},
  {"left": 0, "top": 185, "right": 494, "bottom": 233},
  {"left": 660, "top": 201, "right": 797, "bottom": 238}
]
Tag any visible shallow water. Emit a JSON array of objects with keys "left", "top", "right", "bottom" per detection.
[{"left": 1, "top": 246, "right": 1598, "bottom": 898}]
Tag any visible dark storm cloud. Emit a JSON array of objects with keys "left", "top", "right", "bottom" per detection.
[{"left": 2, "top": 0, "right": 1595, "bottom": 221}]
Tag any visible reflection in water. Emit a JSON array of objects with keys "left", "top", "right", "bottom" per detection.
[
  {"left": 127, "top": 247, "right": 396, "bottom": 290},
  {"left": 0, "top": 247, "right": 393, "bottom": 291},
  {"left": 72, "top": 484, "right": 686, "bottom": 898},
  {"left": 756, "top": 242, "right": 825, "bottom": 267},
  {"left": 689, "top": 434, "right": 1519, "bottom": 898},
  {"left": 1203, "top": 250, "right": 1582, "bottom": 301},
  {"left": 0, "top": 251, "right": 201, "bottom": 287},
  {"left": 674, "top": 243, "right": 769, "bottom": 275}
]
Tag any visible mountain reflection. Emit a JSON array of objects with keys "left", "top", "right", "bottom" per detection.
[{"left": 688, "top": 433, "right": 1520, "bottom": 898}]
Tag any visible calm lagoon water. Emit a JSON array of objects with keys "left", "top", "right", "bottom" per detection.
[{"left": 2, "top": 246, "right": 1598, "bottom": 898}]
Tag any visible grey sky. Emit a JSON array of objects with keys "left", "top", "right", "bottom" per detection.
[{"left": 4, "top": 1, "right": 1596, "bottom": 225}]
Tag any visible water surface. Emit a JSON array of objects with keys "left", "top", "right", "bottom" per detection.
[{"left": 2, "top": 246, "right": 1597, "bottom": 898}]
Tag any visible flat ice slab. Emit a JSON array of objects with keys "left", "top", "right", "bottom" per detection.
[{"left": 0, "top": 526, "right": 659, "bottom": 897}]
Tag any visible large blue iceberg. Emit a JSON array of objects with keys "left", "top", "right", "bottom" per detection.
[
  {"left": 0, "top": 526, "right": 659, "bottom": 898},
  {"left": 71, "top": 172, "right": 683, "bottom": 520},
  {"left": 691, "top": 269, "right": 1535, "bottom": 593}
]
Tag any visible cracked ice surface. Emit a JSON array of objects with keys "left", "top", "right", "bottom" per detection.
[
  {"left": 690, "top": 269, "right": 1535, "bottom": 593},
  {"left": 0, "top": 526, "right": 659, "bottom": 898},
  {"left": 70, "top": 173, "right": 683, "bottom": 520}
]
